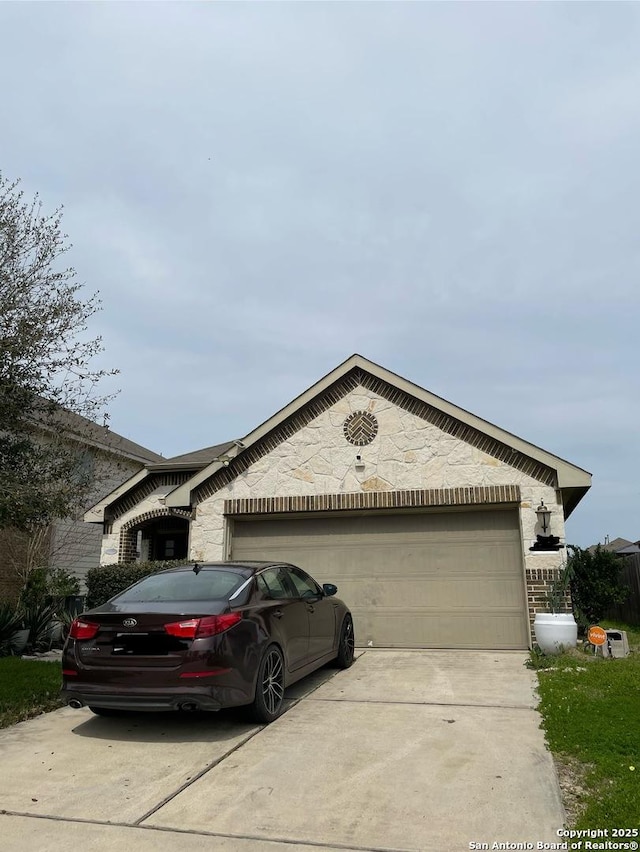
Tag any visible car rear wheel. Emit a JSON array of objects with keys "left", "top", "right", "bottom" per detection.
[
  {"left": 335, "top": 614, "right": 355, "bottom": 669},
  {"left": 251, "top": 645, "right": 285, "bottom": 723}
]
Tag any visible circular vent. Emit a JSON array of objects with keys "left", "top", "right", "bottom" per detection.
[{"left": 343, "top": 411, "right": 379, "bottom": 446}]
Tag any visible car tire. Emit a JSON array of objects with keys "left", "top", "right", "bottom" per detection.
[
  {"left": 251, "top": 645, "right": 285, "bottom": 724},
  {"left": 335, "top": 614, "right": 355, "bottom": 669},
  {"left": 88, "top": 706, "right": 127, "bottom": 717}
]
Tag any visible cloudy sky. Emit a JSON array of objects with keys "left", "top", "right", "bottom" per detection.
[{"left": 2, "top": 3, "right": 638, "bottom": 547}]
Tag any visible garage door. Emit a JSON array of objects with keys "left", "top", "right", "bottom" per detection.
[{"left": 231, "top": 509, "right": 528, "bottom": 649}]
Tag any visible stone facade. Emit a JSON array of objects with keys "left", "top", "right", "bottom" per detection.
[{"left": 103, "top": 385, "right": 569, "bottom": 638}]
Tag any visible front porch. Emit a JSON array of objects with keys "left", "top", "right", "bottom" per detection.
[{"left": 116, "top": 508, "right": 191, "bottom": 563}]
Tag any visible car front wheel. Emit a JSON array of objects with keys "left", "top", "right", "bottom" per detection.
[
  {"left": 335, "top": 614, "right": 355, "bottom": 669},
  {"left": 251, "top": 645, "right": 285, "bottom": 723}
]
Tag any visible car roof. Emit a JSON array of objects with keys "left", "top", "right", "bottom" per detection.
[{"left": 163, "top": 561, "right": 292, "bottom": 575}]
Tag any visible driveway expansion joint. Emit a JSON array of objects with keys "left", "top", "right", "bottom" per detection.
[
  {"left": 309, "top": 696, "right": 535, "bottom": 710},
  {"left": 132, "top": 726, "right": 264, "bottom": 825},
  {"left": 0, "top": 810, "right": 413, "bottom": 852},
  {"left": 131, "top": 665, "right": 349, "bottom": 825}
]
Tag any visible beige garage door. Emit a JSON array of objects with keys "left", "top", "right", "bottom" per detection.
[{"left": 231, "top": 509, "right": 528, "bottom": 649}]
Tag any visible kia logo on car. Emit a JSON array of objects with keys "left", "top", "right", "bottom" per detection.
[{"left": 122, "top": 618, "right": 137, "bottom": 627}]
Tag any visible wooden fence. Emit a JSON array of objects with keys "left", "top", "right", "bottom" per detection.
[{"left": 606, "top": 553, "right": 640, "bottom": 625}]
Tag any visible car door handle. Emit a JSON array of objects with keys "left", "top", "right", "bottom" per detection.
[
  {"left": 273, "top": 610, "right": 284, "bottom": 619},
  {"left": 306, "top": 604, "right": 315, "bottom": 613}
]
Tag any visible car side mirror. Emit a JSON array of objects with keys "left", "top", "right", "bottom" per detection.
[{"left": 322, "top": 583, "right": 338, "bottom": 597}]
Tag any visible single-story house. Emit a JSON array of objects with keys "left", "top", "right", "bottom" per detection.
[{"left": 86, "top": 354, "right": 592, "bottom": 650}]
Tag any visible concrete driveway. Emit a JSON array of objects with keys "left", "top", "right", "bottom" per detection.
[{"left": 0, "top": 650, "right": 565, "bottom": 851}]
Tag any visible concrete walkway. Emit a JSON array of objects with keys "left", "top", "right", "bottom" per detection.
[{"left": 0, "top": 650, "right": 565, "bottom": 851}]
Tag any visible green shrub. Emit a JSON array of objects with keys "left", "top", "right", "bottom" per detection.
[
  {"left": 85, "top": 560, "right": 187, "bottom": 609},
  {"left": 48, "top": 566, "right": 81, "bottom": 601},
  {"left": 18, "top": 566, "right": 49, "bottom": 609},
  {"left": 18, "top": 565, "right": 80, "bottom": 610},
  {"left": 568, "top": 544, "right": 628, "bottom": 631}
]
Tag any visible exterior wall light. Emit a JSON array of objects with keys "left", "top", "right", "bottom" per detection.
[
  {"left": 355, "top": 454, "right": 365, "bottom": 472},
  {"left": 530, "top": 499, "right": 563, "bottom": 552},
  {"left": 535, "top": 501, "right": 551, "bottom": 534}
]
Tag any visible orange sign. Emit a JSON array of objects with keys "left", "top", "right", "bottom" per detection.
[{"left": 588, "top": 625, "right": 607, "bottom": 646}]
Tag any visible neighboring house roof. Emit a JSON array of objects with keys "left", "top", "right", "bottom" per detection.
[
  {"left": 85, "top": 353, "right": 592, "bottom": 524},
  {"left": 615, "top": 541, "right": 640, "bottom": 555},
  {"left": 587, "top": 537, "right": 633, "bottom": 555},
  {"left": 45, "top": 405, "right": 164, "bottom": 465}
]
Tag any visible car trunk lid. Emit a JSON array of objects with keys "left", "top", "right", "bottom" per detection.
[{"left": 73, "top": 602, "right": 229, "bottom": 669}]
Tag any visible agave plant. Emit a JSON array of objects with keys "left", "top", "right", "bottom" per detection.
[
  {"left": 21, "top": 601, "right": 59, "bottom": 653},
  {"left": 54, "top": 606, "right": 76, "bottom": 644},
  {"left": 0, "top": 602, "right": 23, "bottom": 656}
]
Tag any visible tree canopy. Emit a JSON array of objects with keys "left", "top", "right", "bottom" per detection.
[{"left": 1, "top": 171, "right": 117, "bottom": 529}]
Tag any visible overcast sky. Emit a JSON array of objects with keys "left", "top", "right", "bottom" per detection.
[{"left": 2, "top": 2, "right": 638, "bottom": 547}]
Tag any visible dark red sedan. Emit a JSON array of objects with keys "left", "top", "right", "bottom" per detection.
[{"left": 62, "top": 561, "right": 354, "bottom": 723}]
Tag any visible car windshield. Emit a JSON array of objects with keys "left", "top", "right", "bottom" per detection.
[{"left": 113, "top": 570, "right": 246, "bottom": 603}]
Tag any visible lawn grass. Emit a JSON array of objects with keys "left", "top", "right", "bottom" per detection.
[
  {"left": 535, "top": 623, "right": 640, "bottom": 828},
  {"left": 0, "top": 656, "right": 63, "bottom": 729}
]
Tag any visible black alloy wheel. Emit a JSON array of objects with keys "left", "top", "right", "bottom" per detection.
[
  {"left": 252, "top": 645, "right": 285, "bottom": 723},
  {"left": 335, "top": 614, "right": 355, "bottom": 669}
]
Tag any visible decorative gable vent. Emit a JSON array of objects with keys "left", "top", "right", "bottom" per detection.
[{"left": 343, "top": 411, "right": 378, "bottom": 446}]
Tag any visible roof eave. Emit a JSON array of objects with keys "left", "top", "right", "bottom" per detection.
[
  {"left": 146, "top": 462, "right": 209, "bottom": 472},
  {"left": 559, "top": 485, "right": 591, "bottom": 521},
  {"left": 83, "top": 468, "right": 151, "bottom": 524}
]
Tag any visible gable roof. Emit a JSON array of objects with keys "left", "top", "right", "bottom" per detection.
[
  {"left": 83, "top": 440, "right": 235, "bottom": 523},
  {"left": 86, "top": 353, "right": 592, "bottom": 523},
  {"left": 166, "top": 353, "right": 591, "bottom": 516}
]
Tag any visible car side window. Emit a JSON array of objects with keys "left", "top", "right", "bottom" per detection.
[
  {"left": 256, "top": 567, "right": 295, "bottom": 600},
  {"left": 287, "top": 566, "right": 322, "bottom": 599}
]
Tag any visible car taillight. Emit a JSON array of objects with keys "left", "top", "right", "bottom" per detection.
[
  {"left": 164, "top": 612, "right": 242, "bottom": 639},
  {"left": 69, "top": 619, "right": 100, "bottom": 640},
  {"left": 164, "top": 619, "right": 199, "bottom": 639},
  {"left": 197, "top": 613, "right": 242, "bottom": 637}
]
